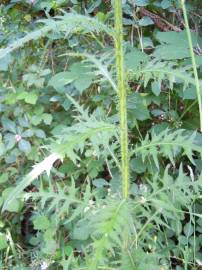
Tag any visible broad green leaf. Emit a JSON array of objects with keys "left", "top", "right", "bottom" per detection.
[
  {"left": 31, "top": 115, "right": 43, "bottom": 126},
  {"left": 2, "top": 187, "right": 23, "bottom": 213},
  {"left": 135, "top": 0, "right": 149, "bottom": 6},
  {"left": 0, "top": 197, "right": 3, "bottom": 208},
  {"left": 0, "top": 234, "right": 8, "bottom": 250},
  {"left": 49, "top": 71, "right": 76, "bottom": 92},
  {"left": 151, "top": 81, "right": 161, "bottom": 96},
  {"left": 1, "top": 117, "right": 16, "bottom": 133},
  {"left": 0, "top": 142, "right": 6, "bottom": 156},
  {"left": 63, "top": 52, "right": 117, "bottom": 92},
  {"left": 24, "top": 92, "right": 38, "bottom": 105},
  {"left": 132, "top": 105, "right": 150, "bottom": 121},
  {"left": 44, "top": 228, "right": 56, "bottom": 241},
  {"left": 170, "top": 220, "right": 182, "bottom": 235},
  {"left": 0, "top": 173, "right": 9, "bottom": 184},
  {"left": 42, "top": 239, "right": 58, "bottom": 254},
  {"left": 142, "top": 37, "right": 154, "bottom": 48},
  {"left": 17, "top": 91, "right": 38, "bottom": 104},
  {"left": 161, "top": 0, "right": 172, "bottom": 9},
  {"left": 74, "top": 77, "right": 93, "bottom": 93},
  {"left": 70, "top": 62, "right": 94, "bottom": 93},
  {"left": 17, "top": 91, "right": 28, "bottom": 100},
  {"left": 72, "top": 220, "right": 91, "bottom": 240},
  {"left": 195, "top": 55, "right": 202, "bottom": 66},
  {"left": 40, "top": 68, "right": 51, "bottom": 76},
  {"left": 49, "top": 62, "right": 97, "bottom": 94},
  {"left": 177, "top": 85, "right": 197, "bottom": 100},
  {"left": 153, "top": 45, "right": 190, "bottom": 60},
  {"left": 155, "top": 30, "right": 197, "bottom": 47},
  {"left": 18, "top": 139, "right": 31, "bottom": 153},
  {"left": 93, "top": 178, "right": 109, "bottom": 188},
  {"left": 178, "top": 235, "right": 188, "bottom": 245},
  {"left": 34, "top": 129, "right": 46, "bottom": 138},
  {"left": 138, "top": 16, "right": 154, "bottom": 26},
  {"left": 64, "top": 246, "right": 73, "bottom": 257},
  {"left": 43, "top": 113, "right": 53, "bottom": 125},
  {"left": 128, "top": 93, "right": 150, "bottom": 121},
  {"left": 21, "top": 129, "right": 34, "bottom": 138},
  {"left": 184, "top": 223, "right": 194, "bottom": 238},
  {"left": 183, "top": 85, "right": 197, "bottom": 100},
  {"left": 125, "top": 48, "right": 149, "bottom": 70},
  {"left": 33, "top": 215, "right": 50, "bottom": 231},
  {"left": 23, "top": 73, "right": 44, "bottom": 88},
  {"left": 4, "top": 92, "right": 16, "bottom": 105},
  {"left": 0, "top": 54, "right": 12, "bottom": 71},
  {"left": 130, "top": 157, "right": 146, "bottom": 174},
  {"left": 4, "top": 134, "right": 16, "bottom": 150}
]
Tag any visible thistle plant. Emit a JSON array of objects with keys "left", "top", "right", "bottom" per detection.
[{"left": 1, "top": 1, "right": 202, "bottom": 269}]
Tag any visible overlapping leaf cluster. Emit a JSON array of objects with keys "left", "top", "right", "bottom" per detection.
[{"left": 0, "top": 1, "right": 202, "bottom": 270}]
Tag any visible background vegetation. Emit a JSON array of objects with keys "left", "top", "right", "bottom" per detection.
[{"left": 0, "top": 0, "right": 202, "bottom": 269}]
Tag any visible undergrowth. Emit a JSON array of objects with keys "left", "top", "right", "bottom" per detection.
[{"left": 0, "top": 0, "right": 202, "bottom": 269}]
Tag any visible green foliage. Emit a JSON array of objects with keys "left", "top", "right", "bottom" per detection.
[
  {"left": 0, "top": 0, "right": 202, "bottom": 269},
  {"left": 49, "top": 62, "right": 94, "bottom": 94},
  {"left": 0, "top": 12, "right": 114, "bottom": 60},
  {"left": 132, "top": 129, "right": 202, "bottom": 168},
  {"left": 0, "top": 234, "right": 8, "bottom": 251},
  {"left": 131, "top": 60, "right": 202, "bottom": 93},
  {"left": 120, "top": 247, "right": 160, "bottom": 270},
  {"left": 29, "top": 179, "right": 92, "bottom": 223},
  {"left": 85, "top": 199, "right": 132, "bottom": 270}
]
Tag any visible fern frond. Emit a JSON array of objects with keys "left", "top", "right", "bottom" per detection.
[
  {"left": 0, "top": 13, "right": 114, "bottom": 60},
  {"left": 130, "top": 129, "right": 202, "bottom": 169}
]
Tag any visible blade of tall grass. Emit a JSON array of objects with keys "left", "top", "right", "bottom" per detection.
[{"left": 181, "top": 0, "right": 202, "bottom": 132}]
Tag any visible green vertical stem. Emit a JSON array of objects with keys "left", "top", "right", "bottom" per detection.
[
  {"left": 181, "top": 1, "right": 199, "bottom": 264},
  {"left": 181, "top": 0, "right": 202, "bottom": 132},
  {"left": 114, "top": 0, "right": 130, "bottom": 198}
]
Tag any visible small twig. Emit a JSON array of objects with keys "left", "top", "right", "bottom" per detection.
[{"left": 140, "top": 8, "right": 182, "bottom": 32}]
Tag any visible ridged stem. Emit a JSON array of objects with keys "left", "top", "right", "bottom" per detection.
[
  {"left": 181, "top": 0, "right": 202, "bottom": 132},
  {"left": 114, "top": 0, "right": 129, "bottom": 198}
]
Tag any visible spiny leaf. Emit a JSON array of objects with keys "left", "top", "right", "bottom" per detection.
[
  {"left": 60, "top": 52, "right": 118, "bottom": 92},
  {"left": 27, "top": 179, "right": 92, "bottom": 223},
  {"left": 131, "top": 129, "right": 202, "bottom": 169},
  {"left": 86, "top": 199, "right": 133, "bottom": 270},
  {"left": 2, "top": 153, "right": 61, "bottom": 212},
  {"left": 2, "top": 99, "right": 117, "bottom": 212},
  {"left": 146, "top": 166, "right": 202, "bottom": 217},
  {"left": 130, "top": 60, "right": 202, "bottom": 91},
  {"left": 50, "top": 94, "right": 118, "bottom": 161},
  {"left": 0, "top": 13, "right": 114, "bottom": 60}
]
